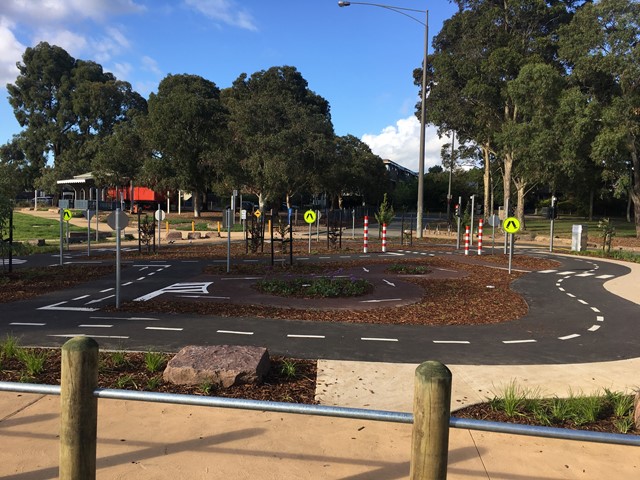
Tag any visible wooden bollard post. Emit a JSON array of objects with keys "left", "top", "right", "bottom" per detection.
[
  {"left": 60, "top": 336, "right": 99, "bottom": 480},
  {"left": 410, "top": 361, "right": 452, "bottom": 480}
]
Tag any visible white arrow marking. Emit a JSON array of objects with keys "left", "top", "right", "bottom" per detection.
[
  {"left": 85, "top": 295, "right": 115, "bottom": 305},
  {"left": 38, "top": 302, "right": 99, "bottom": 312},
  {"left": 134, "top": 282, "right": 213, "bottom": 301},
  {"left": 362, "top": 267, "right": 369, "bottom": 273},
  {"left": 382, "top": 279, "right": 396, "bottom": 287}
]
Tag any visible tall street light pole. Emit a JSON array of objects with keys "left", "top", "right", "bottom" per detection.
[{"left": 338, "top": 1, "right": 429, "bottom": 238}]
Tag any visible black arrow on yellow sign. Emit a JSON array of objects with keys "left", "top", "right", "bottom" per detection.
[
  {"left": 305, "top": 212, "right": 314, "bottom": 221},
  {"left": 506, "top": 220, "right": 516, "bottom": 230}
]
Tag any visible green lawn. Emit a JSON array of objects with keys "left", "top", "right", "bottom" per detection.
[
  {"left": 10, "top": 212, "right": 91, "bottom": 241},
  {"left": 523, "top": 216, "right": 636, "bottom": 239}
]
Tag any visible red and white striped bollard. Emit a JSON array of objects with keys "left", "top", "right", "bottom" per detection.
[
  {"left": 382, "top": 223, "right": 387, "bottom": 253},
  {"left": 363, "top": 216, "right": 369, "bottom": 253},
  {"left": 464, "top": 226, "right": 470, "bottom": 256},
  {"left": 477, "top": 218, "right": 483, "bottom": 255}
]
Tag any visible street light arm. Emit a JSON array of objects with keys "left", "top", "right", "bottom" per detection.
[{"left": 338, "top": 1, "right": 426, "bottom": 26}]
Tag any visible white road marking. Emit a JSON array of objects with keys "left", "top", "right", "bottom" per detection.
[
  {"left": 558, "top": 271, "right": 576, "bottom": 275},
  {"left": 361, "top": 337, "right": 398, "bottom": 342},
  {"left": 136, "top": 277, "right": 146, "bottom": 281},
  {"left": 596, "top": 316, "right": 604, "bottom": 322},
  {"left": 38, "top": 302, "right": 99, "bottom": 312},
  {"left": 10, "top": 322, "right": 45, "bottom": 326},
  {"left": 559, "top": 334, "right": 581, "bottom": 340},
  {"left": 591, "top": 307, "right": 601, "bottom": 313},
  {"left": 122, "top": 282, "right": 133, "bottom": 286},
  {"left": 359, "top": 298, "right": 402, "bottom": 303},
  {"left": 566, "top": 293, "right": 576, "bottom": 298},
  {"left": 85, "top": 295, "right": 115, "bottom": 305},
  {"left": 79, "top": 324, "right": 112, "bottom": 328},
  {"left": 575, "top": 273, "right": 594, "bottom": 277},
  {"left": 48, "top": 334, "right": 129, "bottom": 339},
  {"left": 148, "top": 272, "right": 156, "bottom": 276},
  {"left": 382, "top": 252, "right": 404, "bottom": 256},
  {"left": 538, "top": 269, "right": 557, "bottom": 274},
  {"left": 433, "top": 340, "right": 470, "bottom": 344},
  {"left": 362, "top": 267, "right": 369, "bottom": 273},
  {"left": 100, "top": 288, "right": 114, "bottom": 293},
  {"left": 138, "top": 266, "right": 149, "bottom": 271},
  {"left": 588, "top": 325, "right": 601, "bottom": 332},
  {"left": 577, "top": 299, "right": 588, "bottom": 304},
  {"left": 134, "top": 282, "right": 213, "bottom": 302},
  {"left": 217, "top": 330, "right": 253, "bottom": 335},
  {"left": 89, "top": 316, "right": 159, "bottom": 321},
  {"left": 287, "top": 334, "right": 326, "bottom": 339},
  {"left": 595, "top": 274, "right": 615, "bottom": 279},
  {"left": 145, "top": 326, "right": 183, "bottom": 331},
  {"left": 219, "top": 277, "right": 261, "bottom": 281},
  {"left": 558, "top": 287, "right": 565, "bottom": 292},
  {"left": 297, "top": 257, "right": 310, "bottom": 260},
  {"left": 502, "top": 339, "right": 537, "bottom": 344},
  {"left": 382, "top": 279, "right": 396, "bottom": 287},
  {"left": 72, "top": 295, "right": 90, "bottom": 300}
]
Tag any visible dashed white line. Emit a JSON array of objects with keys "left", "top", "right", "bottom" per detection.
[
  {"left": 217, "top": 330, "right": 253, "bottom": 335},
  {"left": 566, "top": 293, "right": 576, "bottom": 298},
  {"left": 85, "top": 295, "right": 115, "bottom": 305},
  {"left": 577, "top": 299, "right": 588, "bottom": 305},
  {"left": 382, "top": 279, "right": 396, "bottom": 287},
  {"left": 433, "top": 340, "right": 471, "bottom": 344},
  {"left": 122, "top": 282, "right": 133, "bottom": 286},
  {"left": 99, "top": 288, "right": 114, "bottom": 293},
  {"left": 361, "top": 337, "right": 398, "bottom": 342},
  {"left": 48, "top": 334, "right": 129, "bottom": 339},
  {"left": 10, "top": 322, "right": 45, "bottom": 326},
  {"left": 502, "top": 339, "right": 537, "bottom": 344},
  {"left": 38, "top": 302, "right": 99, "bottom": 312},
  {"left": 557, "top": 271, "right": 576, "bottom": 275},
  {"left": 359, "top": 298, "right": 402, "bottom": 303},
  {"left": 145, "top": 326, "right": 183, "bottom": 331},
  {"left": 72, "top": 295, "right": 90, "bottom": 301},
  {"left": 596, "top": 316, "right": 604, "bottom": 322},
  {"left": 575, "top": 273, "right": 594, "bottom": 277},
  {"left": 287, "top": 334, "right": 326, "bottom": 339},
  {"left": 137, "top": 277, "right": 146, "bottom": 281},
  {"left": 90, "top": 316, "right": 159, "bottom": 321},
  {"left": 591, "top": 307, "right": 601, "bottom": 313},
  {"left": 559, "top": 334, "right": 581, "bottom": 340},
  {"left": 538, "top": 269, "right": 558, "bottom": 274},
  {"left": 596, "top": 274, "right": 615, "bottom": 279},
  {"left": 558, "top": 287, "right": 565, "bottom": 292},
  {"left": 588, "top": 325, "right": 601, "bottom": 332},
  {"left": 79, "top": 324, "right": 112, "bottom": 328}
]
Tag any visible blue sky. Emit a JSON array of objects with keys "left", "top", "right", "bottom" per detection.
[{"left": 0, "top": 0, "right": 458, "bottom": 172}]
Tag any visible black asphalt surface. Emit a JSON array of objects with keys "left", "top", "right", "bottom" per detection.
[{"left": 1, "top": 246, "right": 638, "bottom": 365}]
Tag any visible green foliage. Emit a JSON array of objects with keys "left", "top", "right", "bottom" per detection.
[
  {"left": 115, "top": 374, "right": 137, "bottom": 389},
  {"left": 109, "top": 350, "right": 128, "bottom": 368},
  {"left": 597, "top": 218, "right": 616, "bottom": 253},
  {"left": 144, "top": 350, "right": 166, "bottom": 374},
  {"left": 374, "top": 193, "right": 394, "bottom": 228},
  {"left": 279, "top": 359, "right": 298, "bottom": 379},
  {"left": 16, "top": 348, "right": 49, "bottom": 377},
  {"left": 256, "top": 276, "right": 372, "bottom": 298},
  {"left": 145, "top": 376, "right": 163, "bottom": 390},
  {"left": 198, "top": 381, "right": 214, "bottom": 396},
  {"left": 386, "top": 264, "right": 429, "bottom": 275},
  {"left": 0, "top": 334, "right": 20, "bottom": 360}
]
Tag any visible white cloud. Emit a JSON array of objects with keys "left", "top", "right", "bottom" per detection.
[
  {"left": 91, "top": 26, "right": 130, "bottom": 63},
  {"left": 109, "top": 62, "right": 133, "bottom": 81},
  {"left": 141, "top": 56, "right": 162, "bottom": 76},
  {"left": 0, "top": 0, "right": 144, "bottom": 24},
  {"left": 32, "top": 28, "right": 88, "bottom": 57},
  {"left": 362, "top": 116, "right": 449, "bottom": 173},
  {"left": 0, "top": 17, "right": 26, "bottom": 86},
  {"left": 184, "top": 0, "right": 257, "bottom": 31}
]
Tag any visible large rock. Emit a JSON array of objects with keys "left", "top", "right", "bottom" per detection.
[{"left": 163, "top": 345, "right": 270, "bottom": 388}]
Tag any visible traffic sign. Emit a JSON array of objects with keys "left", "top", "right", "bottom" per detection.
[
  {"left": 154, "top": 209, "right": 166, "bottom": 221},
  {"left": 487, "top": 214, "right": 500, "bottom": 227},
  {"left": 254, "top": 209, "right": 261, "bottom": 218},
  {"left": 106, "top": 210, "right": 129, "bottom": 230},
  {"left": 503, "top": 216, "right": 521, "bottom": 234},
  {"left": 62, "top": 209, "right": 72, "bottom": 221},
  {"left": 304, "top": 209, "right": 317, "bottom": 224},
  {"left": 85, "top": 209, "right": 95, "bottom": 221}
]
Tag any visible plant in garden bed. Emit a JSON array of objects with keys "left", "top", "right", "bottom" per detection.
[
  {"left": 387, "top": 264, "right": 430, "bottom": 275},
  {"left": 144, "top": 350, "right": 166, "bottom": 373},
  {"left": 256, "top": 276, "right": 373, "bottom": 298}
]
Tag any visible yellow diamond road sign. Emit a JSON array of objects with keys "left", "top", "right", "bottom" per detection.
[
  {"left": 63, "top": 209, "right": 73, "bottom": 221},
  {"left": 503, "top": 216, "right": 521, "bottom": 234},
  {"left": 254, "top": 209, "right": 261, "bottom": 218},
  {"left": 304, "top": 209, "right": 317, "bottom": 224}
]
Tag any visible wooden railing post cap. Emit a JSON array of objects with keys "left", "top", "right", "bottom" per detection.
[
  {"left": 62, "top": 336, "right": 99, "bottom": 352},
  {"left": 415, "top": 361, "right": 451, "bottom": 380}
]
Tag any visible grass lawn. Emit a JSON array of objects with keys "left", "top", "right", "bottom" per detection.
[
  {"left": 523, "top": 216, "right": 636, "bottom": 239},
  {"left": 10, "top": 212, "right": 90, "bottom": 241}
]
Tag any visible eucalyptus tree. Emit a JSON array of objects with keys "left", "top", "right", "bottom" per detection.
[
  {"left": 221, "top": 66, "right": 334, "bottom": 211},
  {"left": 559, "top": 0, "right": 640, "bottom": 235},
  {"left": 7, "top": 42, "right": 146, "bottom": 191},
  {"left": 145, "top": 74, "right": 228, "bottom": 218},
  {"left": 425, "top": 0, "right": 578, "bottom": 222}
]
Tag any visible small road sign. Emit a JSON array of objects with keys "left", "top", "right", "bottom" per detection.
[
  {"left": 503, "top": 216, "right": 521, "bottom": 234},
  {"left": 304, "top": 209, "right": 317, "bottom": 224},
  {"left": 487, "top": 214, "right": 500, "bottom": 227},
  {"left": 62, "top": 209, "right": 73, "bottom": 222},
  {"left": 107, "top": 210, "right": 129, "bottom": 230},
  {"left": 85, "top": 209, "right": 95, "bottom": 220},
  {"left": 254, "top": 209, "right": 262, "bottom": 218},
  {"left": 154, "top": 209, "right": 166, "bottom": 221}
]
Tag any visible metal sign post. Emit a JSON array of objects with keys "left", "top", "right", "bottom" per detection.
[
  {"left": 115, "top": 208, "right": 121, "bottom": 309},
  {"left": 86, "top": 209, "right": 95, "bottom": 256},
  {"left": 226, "top": 208, "right": 231, "bottom": 273},
  {"left": 59, "top": 208, "right": 64, "bottom": 266},
  {"left": 549, "top": 195, "right": 557, "bottom": 253},
  {"left": 508, "top": 233, "right": 514, "bottom": 274}
]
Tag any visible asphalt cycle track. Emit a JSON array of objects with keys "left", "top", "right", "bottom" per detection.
[{"left": 1, "top": 246, "right": 638, "bottom": 365}]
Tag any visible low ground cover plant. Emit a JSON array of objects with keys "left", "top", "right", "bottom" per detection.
[{"left": 255, "top": 276, "right": 373, "bottom": 298}]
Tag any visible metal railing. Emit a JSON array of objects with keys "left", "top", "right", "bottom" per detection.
[{"left": 1, "top": 381, "right": 637, "bottom": 447}]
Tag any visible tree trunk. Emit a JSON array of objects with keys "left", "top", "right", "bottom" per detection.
[
  {"left": 483, "top": 143, "right": 491, "bottom": 218},
  {"left": 588, "top": 188, "right": 594, "bottom": 221},
  {"left": 627, "top": 189, "right": 632, "bottom": 223},
  {"left": 192, "top": 190, "right": 200, "bottom": 218},
  {"left": 502, "top": 151, "right": 513, "bottom": 217},
  {"left": 514, "top": 177, "right": 526, "bottom": 230}
]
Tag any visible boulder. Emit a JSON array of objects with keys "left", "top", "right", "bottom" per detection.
[
  {"left": 165, "top": 231, "right": 182, "bottom": 241},
  {"left": 634, "top": 391, "right": 640, "bottom": 430},
  {"left": 187, "top": 231, "right": 201, "bottom": 239},
  {"left": 163, "top": 345, "right": 270, "bottom": 388}
]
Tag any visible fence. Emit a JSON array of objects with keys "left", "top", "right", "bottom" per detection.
[{"left": 0, "top": 337, "right": 638, "bottom": 480}]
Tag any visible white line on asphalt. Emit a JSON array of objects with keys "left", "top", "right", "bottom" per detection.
[
  {"left": 362, "top": 267, "right": 369, "bottom": 273},
  {"left": 48, "top": 334, "right": 129, "bottom": 339},
  {"left": 136, "top": 277, "right": 146, "bottom": 281},
  {"left": 382, "top": 252, "right": 404, "bottom": 256},
  {"left": 575, "top": 273, "right": 594, "bottom": 277},
  {"left": 297, "top": 257, "right": 310, "bottom": 260},
  {"left": 10, "top": 322, "right": 45, "bottom": 326},
  {"left": 219, "top": 277, "right": 262, "bottom": 280},
  {"left": 432, "top": 340, "right": 471, "bottom": 344},
  {"left": 100, "top": 288, "right": 114, "bottom": 293},
  {"left": 502, "top": 339, "right": 537, "bottom": 344},
  {"left": 319, "top": 256, "right": 330, "bottom": 259},
  {"left": 38, "top": 302, "right": 99, "bottom": 312},
  {"left": 145, "top": 326, "right": 183, "bottom": 331},
  {"left": 89, "top": 316, "right": 159, "bottom": 321},
  {"left": 358, "top": 255, "right": 371, "bottom": 258},
  {"left": 359, "top": 298, "right": 402, "bottom": 303},
  {"left": 181, "top": 261, "right": 198, "bottom": 263},
  {"left": 148, "top": 272, "right": 155, "bottom": 276},
  {"left": 596, "top": 316, "right": 604, "bottom": 322},
  {"left": 578, "top": 299, "right": 588, "bottom": 305},
  {"left": 72, "top": 295, "right": 90, "bottom": 300},
  {"left": 361, "top": 337, "right": 399, "bottom": 342},
  {"left": 538, "top": 270, "right": 557, "bottom": 274},
  {"left": 85, "top": 295, "right": 115, "bottom": 305},
  {"left": 217, "top": 330, "right": 253, "bottom": 335},
  {"left": 382, "top": 279, "right": 396, "bottom": 287},
  {"left": 122, "top": 282, "right": 133, "bottom": 286},
  {"left": 79, "top": 324, "right": 112, "bottom": 328},
  {"left": 287, "top": 334, "right": 326, "bottom": 339},
  {"left": 591, "top": 307, "right": 601, "bottom": 313},
  {"left": 566, "top": 293, "right": 576, "bottom": 298},
  {"left": 595, "top": 274, "right": 615, "bottom": 279},
  {"left": 138, "top": 266, "right": 149, "bottom": 271},
  {"left": 558, "top": 279, "right": 564, "bottom": 283},
  {"left": 558, "top": 287, "right": 565, "bottom": 292},
  {"left": 339, "top": 256, "right": 351, "bottom": 259},
  {"left": 558, "top": 334, "right": 581, "bottom": 340},
  {"left": 588, "top": 325, "right": 601, "bottom": 332}
]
